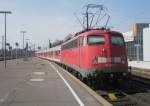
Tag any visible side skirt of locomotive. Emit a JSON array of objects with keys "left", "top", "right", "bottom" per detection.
[
  {"left": 40, "top": 56, "right": 131, "bottom": 87},
  {"left": 58, "top": 61, "right": 130, "bottom": 85}
]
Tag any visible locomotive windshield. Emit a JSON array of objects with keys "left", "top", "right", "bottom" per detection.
[
  {"left": 88, "top": 35, "right": 105, "bottom": 45},
  {"left": 111, "top": 36, "right": 124, "bottom": 46}
]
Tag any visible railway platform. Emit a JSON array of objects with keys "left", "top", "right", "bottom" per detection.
[
  {"left": 0, "top": 57, "right": 111, "bottom": 106},
  {"left": 129, "top": 61, "right": 150, "bottom": 69},
  {"left": 129, "top": 61, "right": 150, "bottom": 79}
]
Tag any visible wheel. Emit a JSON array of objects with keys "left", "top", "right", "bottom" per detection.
[{"left": 82, "top": 78, "right": 88, "bottom": 84}]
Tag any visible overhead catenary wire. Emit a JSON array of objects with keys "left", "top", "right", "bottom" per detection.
[
  {"left": 74, "top": 4, "right": 110, "bottom": 30},
  {"left": 74, "top": 13, "right": 86, "bottom": 30}
]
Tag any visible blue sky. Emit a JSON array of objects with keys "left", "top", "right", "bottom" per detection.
[{"left": 0, "top": 0, "right": 150, "bottom": 49}]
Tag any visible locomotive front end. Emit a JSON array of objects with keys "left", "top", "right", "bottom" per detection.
[{"left": 86, "top": 30, "right": 129, "bottom": 80}]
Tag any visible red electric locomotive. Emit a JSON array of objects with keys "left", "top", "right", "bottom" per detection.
[
  {"left": 35, "top": 4, "right": 129, "bottom": 84},
  {"left": 35, "top": 28, "right": 129, "bottom": 83},
  {"left": 61, "top": 29, "right": 128, "bottom": 81}
]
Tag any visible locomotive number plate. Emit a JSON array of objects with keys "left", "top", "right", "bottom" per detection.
[
  {"left": 114, "top": 57, "right": 121, "bottom": 63},
  {"left": 98, "top": 57, "right": 107, "bottom": 63}
]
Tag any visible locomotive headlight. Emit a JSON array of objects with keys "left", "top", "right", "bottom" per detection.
[
  {"left": 114, "top": 57, "right": 121, "bottom": 63},
  {"left": 94, "top": 57, "right": 107, "bottom": 64}
]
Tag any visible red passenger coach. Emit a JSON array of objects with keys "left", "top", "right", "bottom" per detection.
[
  {"left": 36, "top": 45, "right": 61, "bottom": 62},
  {"left": 36, "top": 28, "right": 129, "bottom": 83}
]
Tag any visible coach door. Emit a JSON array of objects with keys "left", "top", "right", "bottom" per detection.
[{"left": 79, "top": 36, "right": 83, "bottom": 67}]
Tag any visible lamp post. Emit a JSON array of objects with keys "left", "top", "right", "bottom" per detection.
[
  {"left": 0, "top": 11, "right": 12, "bottom": 68},
  {"left": 2, "top": 36, "right": 4, "bottom": 59},
  {"left": 20, "top": 31, "right": 26, "bottom": 57},
  {"left": 15, "top": 42, "right": 19, "bottom": 59},
  {"left": 26, "top": 39, "right": 30, "bottom": 57}
]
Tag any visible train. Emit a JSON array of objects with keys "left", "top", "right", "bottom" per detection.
[{"left": 35, "top": 28, "right": 129, "bottom": 84}]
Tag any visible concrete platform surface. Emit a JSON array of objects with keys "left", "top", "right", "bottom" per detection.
[
  {"left": 128, "top": 61, "right": 150, "bottom": 79},
  {"left": 129, "top": 61, "right": 150, "bottom": 70},
  {"left": 0, "top": 58, "right": 102, "bottom": 106}
]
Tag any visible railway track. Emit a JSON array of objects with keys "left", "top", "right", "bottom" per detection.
[
  {"left": 95, "top": 76, "right": 150, "bottom": 106},
  {"left": 74, "top": 72, "right": 150, "bottom": 106},
  {"left": 130, "top": 75, "right": 150, "bottom": 85},
  {"left": 58, "top": 63, "right": 150, "bottom": 106}
]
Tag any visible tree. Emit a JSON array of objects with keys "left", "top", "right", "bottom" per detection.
[
  {"left": 9, "top": 46, "right": 12, "bottom": 50},
  {"left": 15, "top": 42, "right": 19, "bottom": 47},
  {"left": 49, "top": 40, "right": 52, "bottom": 48},
  {"left": 38, "top": 46, "right": 41, "bottom": 50}
]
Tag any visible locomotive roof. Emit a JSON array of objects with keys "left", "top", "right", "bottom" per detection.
[
  {"left": 36, "top": 28, "right": 123, "bottom": 53},
  {"left": 75, "top": 28, "right": 123, "bottom": 37},
  {"left": 51, "top": 28, "right": 123, "bottom": 47},
  {"left": 61, "top": 28, "right": 123, "bottom": 45}
]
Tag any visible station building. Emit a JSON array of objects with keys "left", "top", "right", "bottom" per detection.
[
  {"left": 123, "top": 23, "right": 149, "bottom": 61},
  {"left": 143, "top": 27, "right": 150, "bottom": 61}
]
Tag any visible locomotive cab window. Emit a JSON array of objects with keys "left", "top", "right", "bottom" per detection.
[
  {"left": 111, "top": 36, "right": 124, "bottom": 46},
  {"left": 88, "top": 35, "right": 105, "bottom": 45}
]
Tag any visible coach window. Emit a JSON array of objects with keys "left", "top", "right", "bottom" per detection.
[
  {"left": 71, "top": 39, "right": 77, "bottom": 49},
  {"left": 73, "top": 39, "right": 78, "bottom": 48},
  {"left": 62, "top": 39, "right": 78, "bottom": 50},
  {"left": 88, "top": 35, "right": 105, "bottom": 45}
]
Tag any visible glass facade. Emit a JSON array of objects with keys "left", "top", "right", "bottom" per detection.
[{"left": 126, "top": 23, "right": 149, "bottom": 61}]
